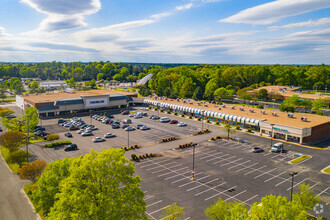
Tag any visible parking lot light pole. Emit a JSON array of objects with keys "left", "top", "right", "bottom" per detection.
[
  {"left": 127, "top": 130, "right": 130, "bottom": 148},
  {"left": 192, "top": 143, "right": 196, "bottom": 181},
  {"left": 201, "top": 110, "right": 205, "bottom": 131},
  {"left": 289, "top": 172, "right": 298, "bottom": 201},
  {"left": 157, "top": 103, "right": 160, "bottom": 117},
  {"left": 26, "top": 116, "right": 30, "bottom": 163},
  {"left": 270, "top": 123, "right": 275, "bottom": 148}
]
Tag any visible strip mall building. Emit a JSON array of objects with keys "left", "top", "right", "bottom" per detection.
[{"left": 143, "top": 97, "right": 330, "bottom": 145}]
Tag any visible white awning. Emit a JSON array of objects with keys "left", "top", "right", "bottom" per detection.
[
  {"left": 241, "top": 117, "right": 246, "bottom": 123},
  {"left": 237, "top": 117, "right": 242, "bottom": 122},
  {"left": 225, "top": 114, "right": 230, "bottom": 120},
  {"left": 233, "top": 116, "right": 238, "bottom": 121},
  {"left": 255, "top": 120, "right": 260, "bottom": 126},
  {"left": 229, "top": 115, "right": 234, "bottom": 121}
]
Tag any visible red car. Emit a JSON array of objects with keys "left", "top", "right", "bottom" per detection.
[{"left": 169, "top": 120, "right": 178, "bottom": 124}]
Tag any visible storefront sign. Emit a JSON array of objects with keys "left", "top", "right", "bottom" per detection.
[{"left": 273, "top": 127, "right": 288, "bottom": 132}]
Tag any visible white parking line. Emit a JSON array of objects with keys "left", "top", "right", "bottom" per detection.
[
  {"left": 220, "top": 158, "right": 244, "bottom": 167},
  {"left": 204, "top": 186, "right": 237, "bottom": 201},
  {"left": 244, "top": 165, "right": 267, "bottom": 176},
  {"left": 317, "top": 187, "right": 329, "bottom": 197},
  {"left": 254, "top": 168, "right": 277, "bottom": 179},
  {"left": 146, "top": 200, "right": 163, "bottom": 208},
  {"left": 140, "top": 158, "right": 171, "bottom": 168},
  {"left": 264, "top": 171, "right": 287, "bottom": 183},
  {"left": 164, "top": 170, "right": 191, "bottom": 180},
  {"left": 151, "top": 164, "right": 182, "bottom": 174},
  {"left": 271, "top": 154, "right": 282, "bottom": 159},
  {"left": 145, "top": 211, "right": 156, "bottom": 220},
  {"left": 197, "top": 150, "right": 218, "bottom": 159},
  {"left": 286, "top": 178, "right": 309, "bottom": 191},
  {"left": 212, "top": 156, "right": 236, "bottom": 165},
  {"left": 144, "top": 195, "right": 155, "bottom": 200},
  {"left": 171, "top": 172, "right": 203, "bottom": 184},
  {"left": 228, "top": 160, "right": 251, "bottom": 170},
  {"left": 186, "top": 179, "right": 221, "bottom": 192},
  {"left": 309, "top": 181, "right": 321, "bottom": 190},
  {"left": 224, "top": 190, "right": 247, "bottom": 202},
  {"left": 195, "top": 182, "right": 228, "bottom": 196},
  {"left": 179, "top": 175, "right": 211, "bottom": 188},
  {"left": 263, "top": 152, "right": 272, "bottom": 157},
  {"left": 206, "top": 154, "right": 229, "bottom": 162},
  {"left": 235, "top": 162, "right": 259, "bottom": 173},
  {"left": 243, "top": 194, "right": 259, "bottom": 203},
  {"left": 158, "top": 167, "right": 189, "bottom": 177},
  {"left": 203, "top": 152, "right": 224, "bottom": 161},
  {"left": 147, "top": 162, "right": 176, "bottom": 171},
  {"left": 149, "top": 205, "right": 170, "bottom": 215}
]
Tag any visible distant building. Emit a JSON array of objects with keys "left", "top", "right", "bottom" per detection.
[
  {"left": 136, "top": 74, "right": 153, "bottom": 86},
  {"left": 40, "top": 80, "right": 67, "bottom": 90},
  {"left": 21, "top": 78, "right": 41, "bottom": 82}
]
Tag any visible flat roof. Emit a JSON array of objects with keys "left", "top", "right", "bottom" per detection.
[
  {"left": 145, "top": 98, "right": 330, "bottom": 129},
  {"left": 20, "top": 90, "right": 135, "bottom": 104},
  {"left": 250, "top": 86, "right": 330, "bottom": 101}
]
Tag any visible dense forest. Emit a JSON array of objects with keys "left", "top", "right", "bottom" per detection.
[{"left": 0, "top": 62, "right": 329, "bottom": 99}]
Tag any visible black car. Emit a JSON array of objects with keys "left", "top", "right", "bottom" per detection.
[
  {"left": 0, "top": 127, "right": 2, "bottom": 132},
  {"left": 58, "top": 119, "right": 66, "bottom": 124},
  {"left": 108, "top": 115, "right": 114, "bottom": 118},
  {"left": 34, "top": 130, "right": 47, "bottom": 136},
  {"left": 64, "top": 144, "right": 78, "bottom": 151},
  {"left": 122, "top": 124, "right": 129, "bottom": 129},
  {"left": 64, "top": 132, "right": 72, "bottom": 137},
  {"left": 112, "top": 124, "right": 120, "bottom": 129},
  {"left": 33, "top": 127, "right": 45, "bottom": 132},
  {"left": 122, "top": 110, "right": 129, "bottom": 115}
]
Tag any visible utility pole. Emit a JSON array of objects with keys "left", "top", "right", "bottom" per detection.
[
  {"left": 127, "top": 130, "right": 130, "bottom": 148},
  {"left": 26, "top": 116, "right": 30, "bottom": 163},
  {"left": 270, "top": 123, "right": 275, "bottom": 148},
  {"left": 289, "top": 172, "right": 298, "bottom": 201},
  {"left": 191, "top": 143, "right": 196, "bottom": 181}
]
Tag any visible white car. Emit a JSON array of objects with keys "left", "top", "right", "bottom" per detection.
[
  {"left": 81, "top": 131, "right": 93, "bottom": 136},
  {"left": 77, "top": 129, "right": 85, "bottom": 134},
  {"left": 93, "top": 137, "right": 105, "bottom": 142},
  {"left": 104, "top": 133, "right": 116, "bottom": 138},
  {"left": 178, "top": 122, "right": 187, "bottom": 127},
  {"left": 141, "top": 107, "right": 148, "bottom": 110},
  {"left": 125, "top": 127, "right": 136, "bottom": 131},
  {"left": 160, "top": 117, "right": 170, "bottom": 123},
  {"left": 140, "top": 125, "right": 150, "bottom": 130},
  {"left": 129, "top": 113, "right": 136, "bottom": 117}
]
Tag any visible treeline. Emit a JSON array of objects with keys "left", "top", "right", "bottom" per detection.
[
  {"left": 0, "top": 61, "right": 151, "bottom": 82},
  {"left": 147, "top": 64, "right": 329, "bottom": 100}
]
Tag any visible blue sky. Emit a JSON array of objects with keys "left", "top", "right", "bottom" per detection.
[{"left": 0, "top": 0, "right": 329, "bottom": 64}]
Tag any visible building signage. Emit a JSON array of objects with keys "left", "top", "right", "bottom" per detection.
[{"left": 273, "top": 127, "right": 288, "bottom": 132}]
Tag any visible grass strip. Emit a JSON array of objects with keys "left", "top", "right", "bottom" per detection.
[{"left": 290, "top": 155, "right": 310, "bottom": 164}]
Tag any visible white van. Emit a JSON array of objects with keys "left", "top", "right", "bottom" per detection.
[
  {"left": 271, "top": 142, "right": 284, "bottom": 153},
  {"left": 160, "top": 117, "right": 170, "bottom": 123}
]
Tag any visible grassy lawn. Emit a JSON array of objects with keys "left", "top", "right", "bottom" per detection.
[
  {"left": 290, "top": 155, "right": 310, "bottom": 164},
  {"left": 0, "top": 147, "right": 20, "bottom": 173},
  {"left": 23, "top": 182, "right": 48, "bottom": 220}
]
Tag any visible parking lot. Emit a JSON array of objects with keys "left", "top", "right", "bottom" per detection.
[{"left": 135, "top": 139, "right": 330, "bottom": 219}]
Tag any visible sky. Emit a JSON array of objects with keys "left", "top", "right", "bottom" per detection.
[{"left": 0, "top": 0, "right": 330, "bottom": 64}]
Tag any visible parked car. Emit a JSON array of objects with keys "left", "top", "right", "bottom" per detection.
[
  {"left": 64, "top": 144, "right": 78, "bottom": 152},
  {"left": 271, "top": 142, "right": 284, "bottom": 153},
  {"left": 108, "top": 115, "right": 114, "bottom": 118},
  {"left": 122, "top": 110, "right": 129, "bottom": 115},
  {"left": 6, "top": 114, "right": 16, "bottom": 119},
  {"left": 160, "top": 117, "right": 170, "bottom": 123},
  {"left": 64, "top": 132, "right": 73, "bottom": 137},
  {"left": 69, "top": 126, "right": 79, "bottom": 131},
  {"left": 125, "top": 127, "right": 136, "bottom": 131},
  {"left": 134, "top": 115, "right": 142, "bottom": 119},
  {"left": 81, "top": 131, "right": 93, "bottom": 136},
  {"left": 93, "top": 137, "right": 105, "bottom": 142},
  {"left": 34, "top": 130, "right": 47, "bottom": 136},
  {"left": 58, "top": 119, "right": 66, "bottom": 124},
  {"left": 136, "top": 124, "right": 144, "bottom": 129},
  {"left": 122, "top": 124, "right": 129, "bottom": 129},
  {"left": 33, "top": 127, "right": 45, "bottom": 132},
  {"left": 152, "top": 115, "right": 160, "bottom": 120},
  {"left": 0, "top": 127, "right": 2, "bottom": 132},
  {"left": 112, "top": 124, "right": 120, "bottom": 129},
  {"left": 178, "top": 122, "right": 187, "bottom": 127},
  {"left": 104, "top": 133, "right": 116, "bottom": 138},
  {"left": 169, "top": 120, "right": 178, "bottom": 124},
  {"left": 141, "top": 107, "right": 148, "bottom": 110},
  {"left": 123, "top": 119, "right": 132, "bottom": 124},
  {"left": 129, "top": 113, "right": 136, "bottom": 117},
  {"left": 149, "top": 115, "right": 156, "bottom": 119},
  {"left": 80, "top": 124, "right": 88, "bottom": 129},
  {"left": 140, "top": 125, "right": 150, "bottom": 130},
  {"left": 252, "top": 147, "right": 264, "bottom": 153},
  {"left": 77, "top": 129, "right": 85, "bottom": 134}
]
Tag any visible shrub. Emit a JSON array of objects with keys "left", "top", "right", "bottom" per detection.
[
  {"left": 215, "top": 121, "right": 220, "bottom": 125},
  {"left": 257, "top": 103, "right": 264, "bottom": 109},
  {"left": 131, "top": 154, "right": 137, "bottom": 160},
  {"left": 154, "top": 107, "right": 158, "bottom": 111},
  {"left": 197, "top": 117, "right": 201, "bottom": 121},
  {"left": 210, "top": 137, "right": 215, "bottom": 141},
  {"left": 124, "top": 147, "right": 128, "bottom": 151},
  {"left": 139, "top": 155, "right": 143, "bottom": 159},
  {"left": 189, "top": 115, "right": 192, "bottom": 119},
  {"left": 46, "top": 134, "right": 60, "bottom": 142},
  {"left": 19, "top": 160, "right": 47, "bottom": 182},
  {"left": 134, "top": 144, "right": 138, "bottom": 148},
  {"left": 236, "top": 126, "right": 241, "bottom": 130},
  {"left": 181, "top": 114, "right": 185, "bottom": 117},
  {"left": 145, "top": 153, "right": 149, "bottom": 158},
  {"left": 206, "top": 119, "right": 210, "bottom": 123},
  {"left": 179, "top": 144, "right": 183, "bottom": 149},
  {"left": 216, "top": 136, "right": 221, "bottom": 139},
  {"left": 160, "top": 109, "right": 164, "bottom": 112},
  {"left": 247, "top": 128, "right": 252, "bottom": 133},
  {"left": 45, "top": 140, "right": 71, "bottom": 148},
  {"left": 148, "top": 106, "right": 151, "bottom": 109},
  {"left": 167, "top": 110, "right": 171, "bottom": 114},
  {"left": 316, "top": 110, "right": 323, "bottom": 115},
  {"left": 7, "top": 150, "right": 28, "bottom": 166},
  {"left": 174, "top": 112, "right": 178, "bottom": 115},
  {"left": 205, "top": 129, "right": 210, "bottom": 132}
]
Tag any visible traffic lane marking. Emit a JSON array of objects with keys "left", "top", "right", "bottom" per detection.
[
  {"left": 317, "top": 187, "right": 329, "bottom": 197},
  {"left": 151, "top": 164, "right": 183, "bottom": 174},
  {"left": 146, "top": 200, "right": 163, "bottom": 208},
  {"left": 243, "top": 194, "right": 259, "bottom": 204},
  {"left": 171, "top": 172, "right": 203, "bottom": 184},
  {"left": 139, "top": 158, "right": 172, "bottom": 168},
  {"left": 205, "top": 154, "right": 230, "bottom": 162},
  {"left": 147, "top": 161, "right": 177, "bottom": 171},
  {"left": 186, "top": 179, "right": 221, "bottom": 192},
  {"left": 164, "top": 170, "right": 192, "bottom": 180}
]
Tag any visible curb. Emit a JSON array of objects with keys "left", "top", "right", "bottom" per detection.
[
  {"left": 320, "top": 165, "right": 330, "bottom": 175},
  {"left": 288, "top": 155, "right": 312, "bottom": 165},
  {"left": 21, "top": 188, "right": 42, "bottom": 220}
]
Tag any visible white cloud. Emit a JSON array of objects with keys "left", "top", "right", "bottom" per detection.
[
  {"left": 220, "top": 0, "right": 330, "bottom": 25},
  {"left": 176, "top": 3, "right": 193, "bottom": 11},
  {"left": 21, "top": 0, "right": 101, "bottom": 32},
  {"left": 268, "top": 17, "right": 330, "bottom": 31},
  {"left": 151, "top": 12, "right": 173, "bottom": 20}
]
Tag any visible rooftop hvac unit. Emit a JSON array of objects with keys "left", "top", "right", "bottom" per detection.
[
  {"left": 272, "top": 112, "right": 277, "bottom": 116},
  {"left": 164, "top": 97, "right": 167, "bottom": 100},
  {"left": 189, "top": 102, "right": 193, "bottom": 104},
  {"left": 249, "top": 109, "right": 254, "bottom": 113},
  {"left": 240, "top": 108, "right": 244, "bottom": 111},
  {"left": 214, "top": 105, "right": 218, "bottom": 107},
  {"left": 218, "top": 108, "right": 221, "bottom": 110},
  {"left": 230, "top": 106, "right": 235, "bottom": 109},
  {"left": 197, "top": 102, "right": 201, "bottom": 105},
  {"left": 204, "top": 104, "right": 208, "bottom": 107},
  {"left": 183, "top": 100, "right": 186, "bottom": 103},
  {"left": 301, "top": 117, "right": 307, "bottom": 122},
  {"left": 222, "top": 105, "right": 226, "bottom": 108},
  {"left": 288, "top": 113, "right": 293, "bottom": 118},
  {"left": 176, "top": 99, "right": 180, "bottom": 102},
  {"left": 261, "top": 110, "right": 265, "bottom": 114}
]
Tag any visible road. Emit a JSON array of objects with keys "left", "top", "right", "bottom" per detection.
[{"left": 0, "top": 155, "right": 40, "bottom": 220}]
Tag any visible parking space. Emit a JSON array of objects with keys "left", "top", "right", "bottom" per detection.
[{"left": 135, "top": 139, "right": 330, "bottom": 219}]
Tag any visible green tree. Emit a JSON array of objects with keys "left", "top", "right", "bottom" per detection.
[
  {"left": 293, "top": 183, "right": 320, "bottom": 211},
  {"left": 0, "top": 131, "right": 25, "bottom": 152},
  {"left": 48, "top": 149, "right": 146, "bottom": 219},
  {"left": 113, "top": 73, "right": 124, "bottom": 81},
  {"left": 204, "top": 79, "right": 219, "bottom": 100},
  {"left": 205, "top": 197, "right": 248, "bottom": 220},
  {"left": 214, "top": 87, "right": 231, "bottom": 101},
  {"left": 312, "top": 98, "right": 327, "bottom": 110},
  {"left": 192, "top": 86, "right": 203, "bottom": 101},
  {"left": 161, "top": 202, "right": 185, "bottom": 220},
  {"left": 28, "top": 80, "right": 39, "bottom": 93},
  {"left": 22, "top": 107, "right": 39, "bottom": 132},
  {"left": 222, "top": 121, "right": 236, "bottom": 140},
  {"left": 10, "top": 78, "right": 24, "bottom": 94},
  {"left": 180, "top": 78, "right": 195, "bottom": 98},
  {"left": 90, "top": 79, "right": 97, "bottom": 89},
  {"left": 0, "top": 82, "right": 7, "bottom": 101},
  {"left": 66, "top": 77, "right": 76, "bottom": 89},
  {"left": 7, "top": 150, "right": 28, "bottom": 167},
  {"left": 258, "top": 88, "right": 268, "bottom": 100},
  {"left": 97, "top": 72, "right": 104, "bottom": 81}
]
